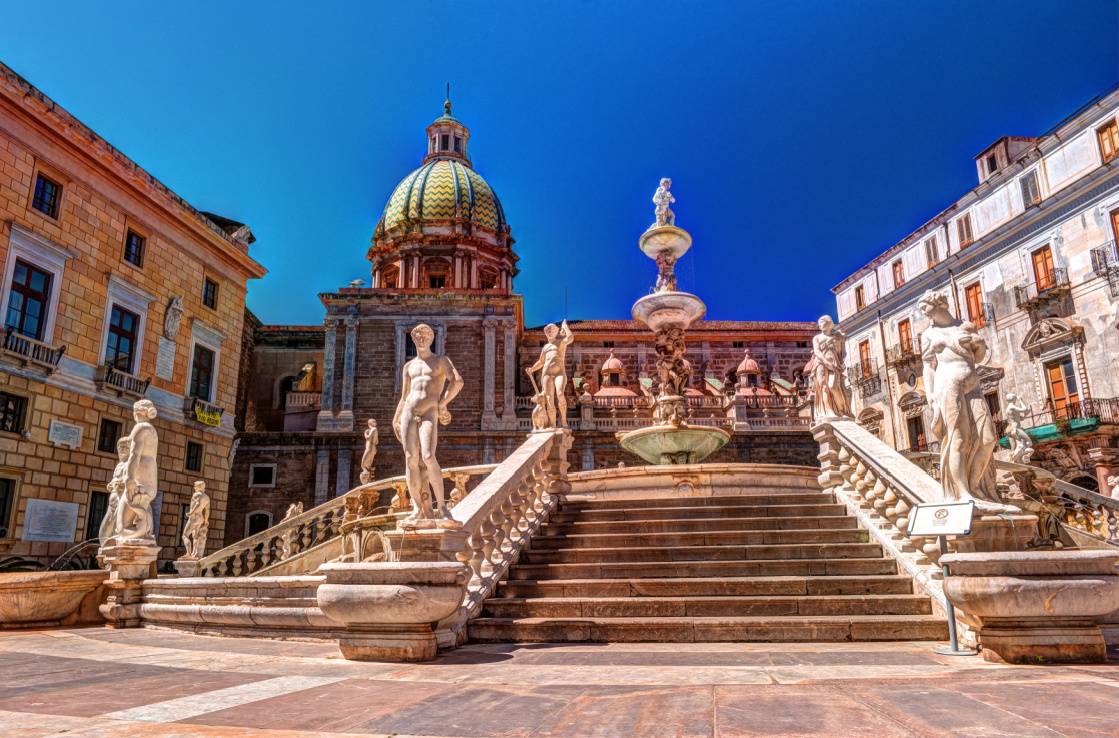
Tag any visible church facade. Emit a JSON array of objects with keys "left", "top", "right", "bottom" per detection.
[{"left": 228, "top": 100, "right": 815, "bottom": 544}]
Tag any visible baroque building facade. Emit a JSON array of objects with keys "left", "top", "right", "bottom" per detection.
[
  {"left": 832, "top": 84, "right": 1119, "bottom": 492},
  {"left": 228, "top": 100, "right": 815, "bottom": 543},
  {"left": 0, "top": 63, "right": 265, "bottom": 565}
]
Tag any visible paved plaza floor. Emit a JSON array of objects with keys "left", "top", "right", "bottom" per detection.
[{"left": 0, "top": 628, "right": 1116, "bottom": 737}]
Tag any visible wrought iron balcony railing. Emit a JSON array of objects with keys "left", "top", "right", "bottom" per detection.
[
  {"left": 1013, "top": 268, "right": 1070, "bottom": 309},
  {"left": 1091, "top": 240, "right": 1119, "bottom": 298},
  {"left": 846, "top": 361, "right": 883, "bottom": 398},
  {"left": 1, "top": 327, "right": 66, "bottom": 374},
  {"left": 885, "top": 342, "right": 921, "bottom": 369},
  {"left": 184, "top": 396, "right": 225, "bottom": 428},
  {"left": 94, "top": 364, "right": 151, "bottom": 399}
]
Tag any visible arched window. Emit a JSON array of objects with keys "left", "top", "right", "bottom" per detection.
[
  {"left": 245, "top": 511, "right": 272, "bottom": 537},
  {"left": 479, "top": 267, "right": 499, "bottom": 290},
  {"left": 277, "top": 375, "right": 297, "bottom": 412},
  {"left": 381, "top": 266, "right": 399, "bottom": 289},
  {"left": 422, "top": 258, "right": 451, "bottom": 289}
]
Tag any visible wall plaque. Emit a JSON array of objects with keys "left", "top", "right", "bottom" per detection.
[
  {"left": 22, "top": 499, "right": 79, "bottom": 543},
  {"left": 47, "top": 420, "right": 82, "bottom": 448},
  {"left": 155, "top": 336, "right": 176, "bottom": 380}
]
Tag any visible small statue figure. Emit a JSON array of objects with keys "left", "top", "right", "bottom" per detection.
[
  {"left": 1107, "top": 475, "right": 1119, "bottom": 501},
  {"left": 359, "top": 418, "right": 379, "bottom": 483},
  {"left": 113, "top": 399, "right": 160, "bottom": 543},
  {"left": 181, "top": 481, "right": 210, "bottom": 560},
  {"left": 1003, "top": 392, "right": 1034, "bottom": 464},
  {"left": 164, "top": 296, "right": 184, "bottom": 339},
  {"left": 808, "top": 315, "right": 852, "bottom": 420},
  {"left": 654, "top": 251, "right": 678, "bottom": 292},
  {"left": 393, "top": 323, "right": 464, "bottom": 525},
  {"left": 526, "top": 320, "right": 574, "bottom": 429},
  {"left": 98, "top": 437, "right": 131, "bottom": 546},
  {"left": 283, "top": 501, "right": 304, "bottom": 521},
  {"left": 652, "top": 177, "right": 675, "bottom": 227},
  {"left": 919, "top": 290, "right": 1016, "bottom": 512}
]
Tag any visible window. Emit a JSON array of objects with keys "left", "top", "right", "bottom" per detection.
[
  {"left": 897, "top": 319, "right": 913, "bottom": 353},
  {"left": 0, "top": 478, "right": 14, "bottom": 538},
  {"left": 249, "top": 464, "right": 276, "bottom": 488},
  {"left": 1045, "top": 357, "right": 1080, "bottom": 419},
  {"left": 891, "top": 259, "right": 905, "bottom": 289},
  {"left": 123, "top": 230, "right": 145, "bottom": 267},
  {"left": 185, "top": 441, "right": 204, "bottom": 472},
  {"left": 1019, "top": 170, "right": 1041, "bottom": 207},
  {"left": 381, "top": 266, "right": 398, "bottom": 289},
  {"left": 0, "top": 392, "right": 27, "bottom": 434},
  {"left": 1031, "top": 244, "right": 1056, "bottom": 291},
  {"left": 202, "top": 277, "right": 219, "bottom": 310},
  {"left": 453, "top": 136, "right": 462, "bottom": 153},
  {"left": 1097, "top": 120, "right": 1119, "bottom": 163},
  {"left": 906, "top": 416, "right": 927, "bottom": 452},
  {"left": 97, "top": 418, "right": 122, "bottom": 454},
  {"left": 404, "top": 332, "right": 417, "bottom": 360},
  {"left": 732, "top": 341, "right": 745, "bottom": 349},
  {"left": 858, "top": 340, "right": 871, "bottom": 377},
  {"left": 854, "top": 284, "right": 866, "bottom": 311},
  {"left": 440, "top": 134, "right": 449, "bottom": 150},
  {"left": 85, "top": 491, "right": 108, "bottom": 541},
  {"left": 5, "top": 259, "right": 53, "bottom": 340},
  {"left": 479, "top": 268, "right": 499, "bottom": 290},
  {"left": 31, "top": 174, "right": 61, "bottom": 218},
  {"left": 246, "top": 512, "right": 272, "bottom": 536},
  {"left": 964, "top": 282, "right": 986, "bottom": 327},
  {"left": 796, "top": 341, "right": 808, "bottom": 348},
  {"left": 924, "top": 237, "right": 939, "bottom": 269},
  {"left": 984, "top": 392, "right": 1001, "bottom": 419},
  {"left": 189, "top": 343, "right": 215, "bottom": 400},
  {"left": 956, "top": 213, "right": 974, "bottom": 248},
  {"left": 985, "top": 154, "right": 998, "bottom": 176},
  {"left": 105, "top": 305, "right": 140, "bottom": 373},
  {"left": 603, "top": 341, "right": 615, "bottom": 348},
  {"left": 428, "top": 275, "right": 445, "bottom": 288}
]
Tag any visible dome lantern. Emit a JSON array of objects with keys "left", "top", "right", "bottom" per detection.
[{"left": 424, "top": 84, "right": 470, "bottom": 165}]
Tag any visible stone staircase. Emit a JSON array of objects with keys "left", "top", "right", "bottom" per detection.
[{"left": 469, "top": 487, "right": 949, "bottom": 643}]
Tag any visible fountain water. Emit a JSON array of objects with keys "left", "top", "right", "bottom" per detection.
[{"left": 617, "top": 179, "right": 731, "bottom": 464}]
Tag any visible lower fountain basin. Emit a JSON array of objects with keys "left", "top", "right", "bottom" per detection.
[
  {"left": 631, "top": 291, "right": 706, "bottom": 333},
  {"left": 617, "top": 424, "right": 731, "bottom": 465}
]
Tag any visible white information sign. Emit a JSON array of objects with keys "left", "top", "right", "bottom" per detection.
[
  {"left": 907, "top": 501, "right": 975, "bottom": 537},
  {"left": 22, "top": 499, "right": 79, "bottom": 542},
  {"left": 47, "top": 420, "right": 83, "bottom": 448},
  {"left": 155, "top": 336, "right": 177, "bottom": 380}
]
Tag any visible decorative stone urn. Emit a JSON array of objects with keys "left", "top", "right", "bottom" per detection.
[
  {"left": 316, "top": 561, "right": 469, "bottom": 662},
  {"left": 942, "top": 550, "right": 1119, "bottom": 664}
]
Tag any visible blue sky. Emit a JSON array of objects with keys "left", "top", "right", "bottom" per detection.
[{"left": 2, "top": 1, "right": 1116, "bottom": 327}]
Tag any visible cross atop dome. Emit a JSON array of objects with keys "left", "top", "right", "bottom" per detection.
[{"left": 424, "top": 84, "right": 471, "bottom": 165}]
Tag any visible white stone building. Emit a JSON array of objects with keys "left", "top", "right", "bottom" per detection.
[{"left": 831, "top": 84, "right": 1119, "bottom": 492}]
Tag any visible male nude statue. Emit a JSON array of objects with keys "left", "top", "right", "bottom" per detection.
[
  {"left": 393, "top": 324, "right": 463, "bottom": 523},
  {"left": 526, "top": 320, "right": 574, "bottom": 429},
  {"left": 116, "top": 399, "right": 159, "bottom": 542}
]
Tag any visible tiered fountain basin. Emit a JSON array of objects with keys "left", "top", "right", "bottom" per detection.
[
  {"left": 631, "top": 291, "right": 705, "bottom": 332},
  {"left": 617, "top": 422, "right": 730, "bottom": 465}
]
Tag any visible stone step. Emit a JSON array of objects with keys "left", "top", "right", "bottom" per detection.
[
  {"left": 495, "top": 574, "right": 916, "bottom": 598},
  {"left": 508, "top": 557, "right": 900, "bottom": 580},
  {"left": 549, "top": 503, "right": 849, "bottom": 522},
  {"left": 529, "top": 528, "right": 869, "bottom": 550},
  {"left": 544, "top": 515, "right": 858, "bottom": 535},
  {"left": 482, "top": 594, "right": 933, "bottom": 618},
  {"left": 561, "top": 492, "right": 831, "bottom": 510},
  {"left": 519, "top": 542, "right": 884, "bottom": 565},
  {"left": 467, "top": 614, "right": 949, "bottom": 643}
]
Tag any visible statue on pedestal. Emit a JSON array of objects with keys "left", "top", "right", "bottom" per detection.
[
  {"left": 654, "top": 251, "right": 678, "bottom": 293},
  {"left": 98, "top": 437, "right": 131, "bottom": 546},
  {"left": 393, "top": 324, "right": 464, "bottom": 526},
  {"left": 359, "top": 418, "right": 379, "bottom": 483},
  {"left": 283, "top": 501, "right": 304, "bottom": 521},
  {"left": 919, "top": 290, "right": 1016, "bottom": 512},
  {"left": 526, "top": 320, "right": 574, "bottom": 429},
  {"left": 1003, "top": 393, "right": 1034, "bottom": 464},
  {"left": 181, "top": 481, "right": 210, "bottom": 559},
  {"left": 809, "top": 315, "right": 852, "bottom": 420},
  {"left": 652, "top": 177, "right": 675, "bottom": 227},
  {"left": 114, "top": 399, "right": 160, "bottom": 543}
]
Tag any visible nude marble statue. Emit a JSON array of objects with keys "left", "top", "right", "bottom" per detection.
[
  {"left": 359, "top": 418, "right": 379, "bottom": 483},
  {"left": 526, "top": 320, "right": 573, "bottom": 429},
  {"left": 393, "top": 324, "right": 464, "bottom": 525},
  {"left": 98, "top": 437, "right": 131, "bottom": 546},
  {"left": 919, "top": 290, "right": 1015, "bottom": 512},
  {"left": 653, "top": 177, "right": 675, "bottom": 227},
  {"left": 115, "top": 399, "right": 160, "bottom": 542},
  {"left": 654, "top": 251, "right": 678, "bottom": 292},
  {"left": 809, "top": 315, "right": 852, "bottom": 420},
  {"left": 1003, "top": 392, "right": 1034, "bottom": 464},
  {"left": 181, "top": 481, "right": 210, "bottom": 560}
]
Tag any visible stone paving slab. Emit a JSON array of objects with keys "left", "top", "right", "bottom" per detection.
[{"left": 0, "top": 628, "right": 1115, "bottom": 737}]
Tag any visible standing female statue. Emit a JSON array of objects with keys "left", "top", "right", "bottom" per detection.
[
  {"left": 809, "top": 315, "right": 852, "bottom": 420},
  {"left": 919, "top": 290, "right": 1014, "bottom": 511}
]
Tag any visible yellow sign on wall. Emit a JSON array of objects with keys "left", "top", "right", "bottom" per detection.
[{"left": 192, "top": 401, "right": 223, "bottom": 427}]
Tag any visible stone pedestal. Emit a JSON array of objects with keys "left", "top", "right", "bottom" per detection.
[
  {"left": 316, "top": 562, "right": 469, "bottom": 662},
  {"left": 173, "top": 558, "right": 201, "bottom": 577},
  {"left": 942, "top": 550, "right": 1119, "bottom": 664},
  {"left": 952, "top": 513, "right": 1038, "bottom": 554},
  {"left": 98, "top": 541, "right": 159, "bottom": 629}
]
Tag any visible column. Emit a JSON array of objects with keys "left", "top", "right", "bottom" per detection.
[
  {"left": 503, "top": 321, "right": 517, "bottom": 426},
  {"left": 1089, "top": 447, "right": 1119, "bottom": 495},
  {"left": 314, "top": 448, "right": 331, "bottom": 506},
  {"left": 316, "top": 319, "right": 338, "bottom": 430},
  {"left": 335, "top": 448, "right": 352, "bottom": 497},
  {"left": 337, "top": 315, "right": 358, "bottom": 430},
  {"left": 482, "top": 318, "right": 498, "bottom": 426}
]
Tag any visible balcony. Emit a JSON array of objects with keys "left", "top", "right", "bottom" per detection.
[
  {"left": 885, "top": 342, "right": 921, "bottom": 370},
  {"left": 94, "top": 364, "right": 151, "bottom": 399},
  {"left": 998, "top": 398, "right": 1119, "bottom": 445},
  {"left": 1, "top": 327, "right": 66, "bottom": 374},
  {"left": 1014, "top": 268, "right": 1070, "bottom": 310},
  {"left": 846, "top": 361, "right": 883, "bottom": 399},
  {"left": 184, "top": 396, "right": 225, "bottom": 428},
  {"left": 1091, "top": 240, "right": 1119, "bottom": 298},
  {"left": 284, "top": 391, "right": 320, "bottom": 409}
]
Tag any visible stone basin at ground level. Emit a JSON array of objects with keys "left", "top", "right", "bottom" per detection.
[{"left": 0, "top": 570, "right": 106, "bottom": 628}]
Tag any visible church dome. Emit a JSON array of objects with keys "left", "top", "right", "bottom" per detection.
[{"left": 374, "top": 159, "right": 507, "bottom": 238}]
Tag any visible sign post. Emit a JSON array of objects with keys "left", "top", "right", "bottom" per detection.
[{"left": 907, "top": 500, "right": 978, "bottom": 656}]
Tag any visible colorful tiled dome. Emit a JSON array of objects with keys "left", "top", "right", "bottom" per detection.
[{"left": 374, "top": 159, "right": 507, "bottom": 238}]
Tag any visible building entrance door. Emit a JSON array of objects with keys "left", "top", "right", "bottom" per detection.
[
  {"left": 906, "top": 415, "right": 926, "bottom": 452},
  {"left": 1045, "top": 357, "right": 1080, "bottom": 420}
]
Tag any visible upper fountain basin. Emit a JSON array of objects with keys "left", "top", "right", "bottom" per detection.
[
  {"left": 639, "top": 225, "right": 692, "bottom": 260},
  {"left": 632, "top": 291, "right": 706, "bottom": 332}
]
